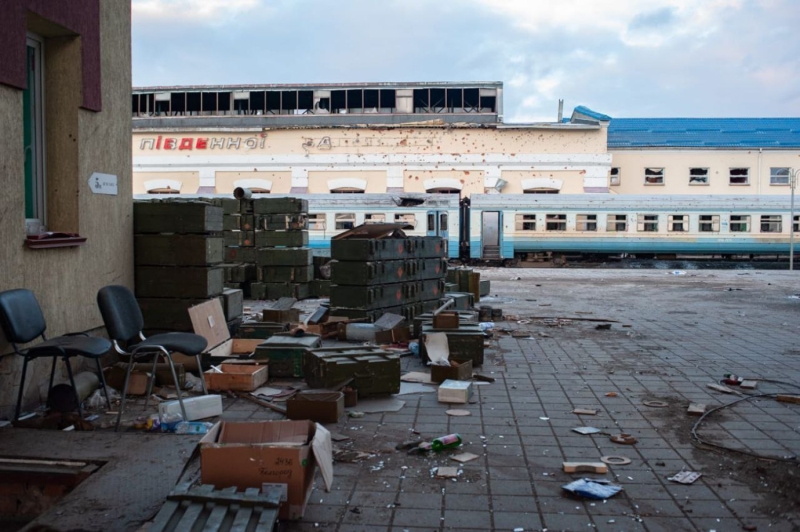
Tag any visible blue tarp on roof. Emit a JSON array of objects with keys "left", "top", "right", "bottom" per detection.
[{"left": 608, "top": 117, "right": 800, "bottom": 148}]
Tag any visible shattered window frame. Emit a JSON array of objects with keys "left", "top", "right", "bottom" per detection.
[
  {"left": 729, "top": 168, "right": 750, "bottom": 185},
  {"left": 689, "top": 168, "right": 709, "bottom": 185},
  {"left": 668, "top": 214, "right": 688, "bottom": 232},
  {"left": 644, "top": 168, "right": 664, "bottom": 185},
  {"left": 545, "top": 214, "right": 567, "bottom": 231},
  {"left": 576, "top": 214, "right": 597, "bottom": 232},
  {"left": 394, "top": 213, "right": 417, "bottom": 228},
  {"left": 760, "top": 214, "right": 782, "bottom": 233},
  {"left": 606, "top": 214, "right": 627, "bottom": 232},
  {"left": 699, "top": 215, "right": 720, "bottom": 233},
  {"left": 334, "top": 213, "right": 355, "bottom": 230},
  {"left": 514, "top": 214, "right": 536, "bottom": 231},
  {"left": 729, "top": 215, "right": 750, "bottom": 233},
  {"left": 364, "top": 213, "right": 385, "bottom": 224},
  {"left": 307, "top": 213, "right": 327, "bottom": 231},
  {"left": 637, "top": 214, "right": 659, "bottom": 232},
  {"left": 770, "top": 167, "right": 791, "bottom": 186}
]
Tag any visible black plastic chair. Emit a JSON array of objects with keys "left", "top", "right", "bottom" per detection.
[
  {"left": 0, "top": 288, "right": 112, "bottom": 421},
  {"left": 96, "top": 285, "right": 208, "bottom": 430}
]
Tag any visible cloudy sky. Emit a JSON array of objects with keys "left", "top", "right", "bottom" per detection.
[{"left": 132, "top": 0, "right": 800, "bottom": 122}]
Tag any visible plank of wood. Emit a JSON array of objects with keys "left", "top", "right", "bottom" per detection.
[
  {"left": 255, "top": 508, "right": 279, "bottom": 531},
  {"left": 148, "top": 500, "right": 182, "bottom": 532},
  {"left": 236, "top": 391, "right": 287, "bottom": 415},
  {"left": 777, "top": 394, "right": 800, "bottom": 404},
  {"left": 229, "top": 504, "right": 254, "bottom": 532},
  {"left": 563, "top": 462, "right": 608, "bottom": 474},
  {"left": 173, "top": 499, "right": 205, "bottom": 532}
]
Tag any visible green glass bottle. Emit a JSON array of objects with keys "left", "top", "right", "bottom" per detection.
[{"left": 431, "top": 434, "right": 462, "bottom": 452}]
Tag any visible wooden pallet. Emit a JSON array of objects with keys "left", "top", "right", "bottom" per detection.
[{"left": 149, "top": 483, "right": 281, "bottom": 532}]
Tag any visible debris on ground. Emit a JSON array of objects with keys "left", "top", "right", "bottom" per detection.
[
  {"left": 668, "top": 471, "right": 702, "bottom": 484},
  {"left": 435, "top": 466, "right": 459, "bottom": 479},
  {"left": 562, "top": 478, "right": 623, "bottom": 499},
  {"left": 572, "top": 426, "right": 601, "bottom": 435},
  {"left": 573, "top": 408, "right": 598, "bottom": 415},
  {"left": 600, "top": 456, "right": 631, "bottom": 465},
  {"left": 451, "top": 452, "right": 480, "bottom": 463},
  {"left": 563, "top": 462, "right": 608, "bottom": 474},
  {"left": 610, "top": 433, "right": 637, "bottom": 445}
]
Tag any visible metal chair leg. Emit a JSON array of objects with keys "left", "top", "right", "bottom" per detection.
[
  {"left": 63, "top": 356, "right": 83, "bottom": 419},
  {"left": 143, "top": 354, "right": 159, "bottom": 411},
  {"left": 48, "top": 357, "right": 57, "bottom": 396},
  {"left": 115, "top": 358, "right": 135, "bottom": 432},
  {"left": 95, "top": 358, "right": 111, "bottom": 410},
  {"left": 14, "top": 357, "right": 29, "bottom": 422},
  {"left": 196, "top": 355, "right": 208, "bottom": 395},
  {"left": 167, "top": 355, "right": 188, "bottom": 422}
]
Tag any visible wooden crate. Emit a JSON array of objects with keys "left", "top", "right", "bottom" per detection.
[{"left": 204, "top": 363, "right": 268, "bottom": 392}]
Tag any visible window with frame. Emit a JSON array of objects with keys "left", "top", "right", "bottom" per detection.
[
  {"left": 794, "top": 215, "right": 799, "bottom": 233},
  {"left": 577, "top": 214, "right": 597, "bottom": 231},
  {"left": 729, "top": 168, "right": 749, "bottom": 185},
  {"left": 24, "top": 35, "right": 45, "bottom": 233},
  {"left": 637, "top": 214, "right": 658, "bottom": 232},
  {"left": 644, "top": 168, "right": 664, "bottom": 185},
  {"left": 606, "top": 214, "right": 627, "bottom": 232},
  {"left": 514, "top": 214, "right": 536, "bottom": 231},
  {"left": 770, "top": 167, "right": 790, "bottom": 186},
  {"left": 610, "top": 167, "right": 620, "bottom": 186},
  {"left": 699, "top": 215, "right": 720, "bottom": 232},
  {"left": 729, "top": 215, "right": 750, "bottom": 233},
  {"left": 760, "top": 215, "right": 782, "bottom": 233},
  {"left": 668, "top": 215, "right": 688, "bottom": 232},
  {"left": 330, "top": 188, "right": 365, "bottom": 194},
  {"left": 308, "top": 213, "right": 326, "bottom": 230},
  {"left": 395, "top": 213, "right": 417, "bottom": 228},
  {"left": 364, "top": 213, "right": 385, "bottom": 224},
  {"left": 545, "top": 214, "right": 566, "bottom": 231},
  {"left": 689, "top": 168, "right": 709, "bottom": 185},
  {"left": 427, "top": 213, "right": 435, "bottom": 231},
  {"left": 334, "top": 213, "right": 355, "bottom": 230}
]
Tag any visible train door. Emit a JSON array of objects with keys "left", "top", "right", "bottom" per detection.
[
  {"left": 427, "top": 210, "right": 449, "bottom": 255},
  {"left": 481, "top": 211, "right": 502, "bottom": 259}
]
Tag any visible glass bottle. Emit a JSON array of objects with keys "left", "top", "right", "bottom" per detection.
[{"left": 431, "top": 434, "right": 462, "bottom": 452}]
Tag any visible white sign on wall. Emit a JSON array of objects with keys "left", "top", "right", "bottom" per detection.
[{"left": 88, "top": 172, "right": 118, "bottom": 195}]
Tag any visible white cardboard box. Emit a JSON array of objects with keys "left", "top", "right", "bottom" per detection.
[
  {"left": 438, "top": 379, "right": 473, "bottom": 404},
  {"left": 159, "top": 394, "right": 223, "bottom": 421}
]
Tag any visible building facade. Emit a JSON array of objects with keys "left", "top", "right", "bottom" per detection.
[{"left": 0, "top": 0, "right": 133, "bottom": 417}]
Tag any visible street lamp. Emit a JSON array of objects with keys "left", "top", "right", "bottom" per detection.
[{"left": 791, "top": 169, "right": 797, "bottom": 271}]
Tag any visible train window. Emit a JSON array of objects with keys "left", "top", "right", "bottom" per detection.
[
  {"left": 335, "top": 213, "right": 356, "bottom": 230},
  {"left": 730, "top": 215, "right": 750, "bottom": 232},
  {"left": 365, "top": 213, "right": 385, "bottom": 224},
  {"left": 440, "top": 213, "right": 448, "bottom": 229},
  {"left": 395, "top": 213, "right": 417, "bottom": 228},
  {"left": 729, "top": 168, "right": 750, "bottom": 185},
  {"left": 668, "top": 215, "right": 688, "bottom": 232},
  {"left": 610, "top": 168, "right": 620, "bottom": 186},
  {"left": 577, "top": 214, "right": 597, "bottom": 232},
  {"left": 689, "top": 168, "right": 709, "bottom": 185},
  {"left": 644, "top": 168, "right": 664, "bottom": 185},
  {"left": 771, "top": 167, "right": 791, "bottom": 185},
  {"left": 545, "top": 214, "right": 566, "bottom": 231},
  {"left": 699, "top": 215, "right": 720, "bottom": 232},
  {"left": 606, "top": 214, "right": 627, "bottom": 232},
  {"left": 427, "top": 214, "right": 435, "bottom": 231},
  {"left": 515, "top": 214, "right": 536, "bottom": 231},
  {"left": 760, "top": 215, "right": 782, "bottom": 233},
  {"left": 637, "top": 214, "right": 659, "bottom": 232},
  {"left": 308, "top": 213, "right": 327, "bottom": 230},
  {"left": 795, "top": 215, "right": 800, "bottom": 233}
]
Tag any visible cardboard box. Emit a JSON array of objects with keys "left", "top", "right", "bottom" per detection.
[
  {"left": 104, "top": 366, "right": 150, "bottom": 395},
  {"left": 375, "top": 326, "right": 411, "bottom": 345},
  {"left": 159, "top": 394, "right": 223, "bottom": 421},
  {"left": 432, "top": 311, "right": 459, "bottom": 329},
  {"left": 438, "top": 379, "right": 473, "bottom": 404},
  {"left": 430, "top": 360, "right": 473, "bottom": 384},
  {"left": 189, "top": 299, "right": 262, "bottom": 361},
  {"left": 204, "top": 362, "right": 268, "bottom": 392},
  {"left": 200, "top": 420, "right": 333, "bottom": 520},
  {"left": 287, "top": 391, "right": 345, "bottom": 424}
]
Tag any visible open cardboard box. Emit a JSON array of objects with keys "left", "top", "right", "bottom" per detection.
[
  {"left": 200, "top": 420, "right": 333, "bottom": 520},
  {"left": 188, "top": 299, "right": 263, "bottom": 363}
]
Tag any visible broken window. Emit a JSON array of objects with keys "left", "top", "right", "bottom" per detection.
[
  {"left": 335, "top": 213, "right": 356, "bottom": 230},
  {"left": 760, "top": 215, "right": 782, "bottom": 233},
  {"left": 795, "top": 215, "right": 800, "bottom": 233},
  {"left": 395, "top": 213, "right": 417, "bottom": 228},
  {"left": 330, "top": 188, "right": 365, "bottom": 194},
  {"left": 515, "top": 214, "right": 536, "bottom": 231},
  {"left": 699, "top": 215, "right": 720, "bottom": 232},
  {"left": 365, "top": 213, "right": 385, "bottom": 224},
  {"left": 637, "top": 214, "right": 659, "bottom": 232},
  {"left": 577, "top": 214, "right": 597, "bottom": 232},
  {"left": 426, "top": 188, "right": 461, "bottom": 194},
  {"left": 545, "top": 214, "right": 566, "bottom": 231},
  {"left": 606, "top": 214, "right": 627, "bottom": 232},
  {"left": 730, "top": 215, "right": 750, "bottom": 233},
  {"left": 668, "top": 215, "right": 688, "bottom": 232},
  {"left": 771, "top": 167, "right": 791, "bottom": 185},
  {"left": 689, "top": 168, "right": 709, "bottom": 185},
  {"left": 644, "top": 168, "right": 664, "bottom": 185},
  {"left": 427, "top": 213, "right": 435, "bottom": 231},
  {"left": 308, "top": 214, "right": 326, "bottom": 231},
  {"left": 729, "top": 168, "right": 749, "bottom": 185},
  {"left": 146, "top": 187, "right": 180, "bottom": 195},
  {"left": 610, "top": 168, "right": 620, "bottom": 186}
]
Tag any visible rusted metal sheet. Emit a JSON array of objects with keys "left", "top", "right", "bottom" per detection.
[{"left": 332, "top": 223, "right": 408, "bottom": 241}]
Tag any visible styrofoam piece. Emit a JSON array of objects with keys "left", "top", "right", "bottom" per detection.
[{"left": 159, "top": 394, "right": 223, "bottom": 421}]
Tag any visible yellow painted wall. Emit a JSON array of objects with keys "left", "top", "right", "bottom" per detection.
[
  {"left": 0, "top": 2, "right": 133, "bottom": 416},
  {"left": 215, "top": 171, "right": 293, "bottom": 194},
  {"left": 501, "top": 170, "right": 586, "bottom": 194},
  {"left": 307, "top": 171, "right": 387, "bottom": 193},
  {"left": 133, "top": 171, "right": 200, "bottom": 194},
  {"left": 403, "top": 170, "right": 485, "bottom": 196}
]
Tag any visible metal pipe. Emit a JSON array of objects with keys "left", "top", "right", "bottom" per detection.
[
  {"left": 233, "top": 187, "right": 252, "bottom": 199},
  {"left": 434, "top": 298, "right": 455, "bottom": 316}
]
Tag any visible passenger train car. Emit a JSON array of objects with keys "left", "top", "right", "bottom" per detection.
[{"left": 134, "top": 193, "right": 795, "bottom": 262}]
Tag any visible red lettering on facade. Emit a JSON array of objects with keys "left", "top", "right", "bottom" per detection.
[
  {"left": 179, "top": 138, "right": 193, "bottom": 150},
  {"left": 196, "top": 138, "right": 208, "bottom": 150},
  {"left": 163, "top": 138, "right": 177, "bottom": 150}
]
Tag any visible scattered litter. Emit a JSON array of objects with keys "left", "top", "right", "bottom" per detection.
[
  {"left": 538, "top": 332, "right": 551, "bottom": 338},
  {"left": 348, "top": 411, "right": 365, "bottom": 418},
  {"left": 333, "top": 449, "right": 373, "bottom": 463},
  {"left": 516, "top": 319, "right": 531, "bottom": 325},
  {"left": 446, "top": 409, "right": 472, "bottom": 417},
  {"left": 400, "top": 372, "right": 434, "bottom": 384},
  {"left": 600, "top": 455, "right": 631, "bottom": 465},
  {"left": 609, "top": 433, "right": 637, "bottom": 445},
  {"left": 330, "top": 431, "right": 350, "bottom": 442},
  {"left": 478, "top": 322, "right": 495, "bottom": 331},
  {"left": 573, "top": 408, "right": 598, "bottom": 416},
  {"left": 451, "top": 452, "right": 480, "bottom": 463},
  {"left": 474, "top": 374, "right": 496, "bottom": 383},
  {"left": 398, "top": 382, "right": 436, "bottom": 395},
  {"left": 539, "top": 417, "right": 550, "bottom": 421},
  {"left": 572, "top": 426, "right": 601, "bottom": 435},
  {"left": 668, "top": 271, "right": 686, "bottom": 275},
  {"left": 562, "top": 478, "right": 622, "bottom": 499},
  {"left": 740, "top": 380, "right": 757, "bottom": 389},
  {"left": 250, "top": 386, "right": 286, "bottom": 398},
  {"left": 668, "top": 471, "right": 702, "bottom": 484},
  {"left": 687, "top": 403, "right": 707, "bottom": 416},
  {"left": 643, "top": 400, "right": 669, "bottom": 408},
  {"left": 435, "top": 466, "right": 459, "bottom": 479},
  {"left": 563, "top": 462, "right": 608, "bottom": 474},
  {"left": 605, "top": 392, "right": 618, "bottom": 398},
  {"left": 723, "top": 374, "right": 743, "bottom": 385}
]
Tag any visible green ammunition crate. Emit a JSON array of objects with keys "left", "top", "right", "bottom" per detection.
[
  {"left": 265, "top": 282, "right": 311, "bottom": 300},
  {"left": 444, "top": 282, "right": 458, "bottom": 293},
  {"left": 207, "top": 198, "right": 240, "bottom": 214},
  {"left": 135, "top": 235, "right": 224, "bottom": 266},
  {"left": 239, "top": 199, "right": 254, "bottom": 214},
  {"left": 419, "top": 279, "right": 446, "bottom": 302},
  {"left": 331, "top": 238, "right": 412, "bottom": 261},
  {"left": 441, "top": 292, "right": 474, "bottom": 310},
  {"left": 240, "top": 215, "right": 259, "bottom": 231},
  {"left": 249, "top": 282, "right": 267, "bottom": 300},
  {"left": 409, "top": 236, "right": 446, "bottom": 259},
  {"left": 416, "top": 258, "right": 448, "bottom": 280},
  {"left": 134, "top": 202, "right": 223, "bottom": 234},
  {"left": 224, "top": 230, "right": 256, "bottom": 247},
  {"left": 258, "top": 266, "right": 314, "bottom": 283},
  {"left": 330, "top": 283, "right": 408, "bottom": 310},
  {"left": 223, "top": 263, "right": 257, "bottom": 283},
  {"left": 222, "top": 288, "right": 244, "bottom": 320},
  {"left": 255, "top": 230, "right": 309, "bottom": 248},
  {"left": 138, "top": 296, "right": 222, "bottom": 332},
  {"left": 303, "top": 347, "right": 400, "bottom": 397},
  {"left": 412, "top": 311, "right": 478, "bottom": 338},
  {"left": 457, "top": 269, "right": 473, "bottom": 292},
  {"left": 253, "top": 197, "right": 309, "bottom": 215},
  {"left": 223, "top": 215, "right": 240, "bottom": 231},
  {"left": 225, "top": 246, "right": 257, "bottom": 263},
  {"left": 223, "top": 282, "right": 249, "bottom": 298},
  {"left": 262, "top": 214, "right": 308, "bottom": 230},
  {"left": 329, "top": 303, "right": 423, "bottom": 322},
  {"left": 420, "top": 323, "right": 486, "bottom": 366},
  {"left": 236, "top": 321, "right": 288, "bottom": 339},
  {"left": 253, "top": 334, "right": 322, "bottom": 377},
  {"left": 479, "top": 279, "right": 490, "bottom": 297},
  {"left": 135, "top": 266, "right": 224, "bottom": 299},
  {"left": 446, "top": 269, "right": 459, "bottom": 284},
  {"left": 310, "top": 279, "right": 331, "bottom": 298},
  {"left": 256, "top": 248, "right": 313, "bottom": 266},
  {"left": 330, "top": 260, "right": 411, "bottom": 286}
]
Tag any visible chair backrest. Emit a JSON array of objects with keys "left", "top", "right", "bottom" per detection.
[
  {"left": 0, "top": 289, "right": 47, "bottom": 344},
  {"left": 97, "top": 285, "right": 144, "bottom": 343}
]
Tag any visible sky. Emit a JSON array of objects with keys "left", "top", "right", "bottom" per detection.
[{"left": 132, "top": 0, "right": 800, "bottom": 122}]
